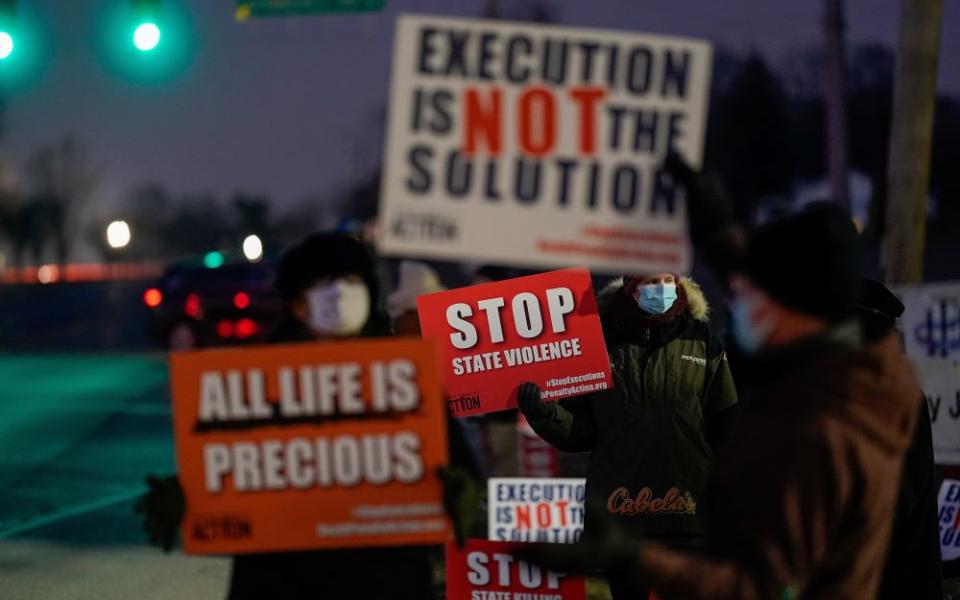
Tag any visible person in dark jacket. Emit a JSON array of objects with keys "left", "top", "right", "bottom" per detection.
[
  {"left": 516, "top": 172, "right": 922, "bottom": 599},
  {"left": 516, "top": 272, "right": 738, "bottom": 600},
  {"left": 859, "top": 278, "right": 943, "bottom": 600},
  {"left": 138, "top": 232, "right": 480, "bottom": 599}
]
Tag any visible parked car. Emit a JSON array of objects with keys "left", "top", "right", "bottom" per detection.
[{"left": 143, "top": 256, "right": 285, "bottom": 350}]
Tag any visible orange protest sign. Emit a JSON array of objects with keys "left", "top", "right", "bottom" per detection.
[{"left": 170, "top": 338, "right": 450, "bottom": 555}]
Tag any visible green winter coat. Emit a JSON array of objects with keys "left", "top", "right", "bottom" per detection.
[{"left": 528, "top": 277, "right": 738, "bottom": 539}]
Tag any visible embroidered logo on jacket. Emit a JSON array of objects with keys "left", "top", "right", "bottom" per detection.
[
  {"left": 606, "top": 486, "right": 697, "bottom": 516},
  {"left": 680, "top": 354, "right": 707, "bottom": 366}
]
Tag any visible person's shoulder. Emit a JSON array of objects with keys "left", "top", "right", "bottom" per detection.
[{"left": 683, "top": 317, "right": 726, "bottom": 359}]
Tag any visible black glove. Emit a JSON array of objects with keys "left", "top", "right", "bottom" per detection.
[
  {"left": 516, "top": 382, "right": 553, "bottom": 421},
  {"left": 134, "top": 474, "right": 185, "bottom": 552},
  {"left": 663, "top": 152, "right": 737, "bottom": 246},
  {"left": 512, "top": 498, "right": 644, "bottom": 577},
  {"left": 437, "top": 465, "right": 481, "bottom": 548}
]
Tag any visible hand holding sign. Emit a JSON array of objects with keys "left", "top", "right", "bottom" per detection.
[{"left": 418, "top": 268, "right": 613, "bottom": 417}]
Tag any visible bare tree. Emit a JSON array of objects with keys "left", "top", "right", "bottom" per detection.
[{"left": 25, "top": 137, "right": 100, "bottom": 266}]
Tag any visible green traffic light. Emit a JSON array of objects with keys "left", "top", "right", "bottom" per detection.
[
  {"left": 133, "top": 22, "right": 160, "bottom": 51},
  {"left": 203, "top": 251, "right": 224, "bottom": 269},
  {"left": 0, "top": 31, "right": 13, "bottom": 60}
]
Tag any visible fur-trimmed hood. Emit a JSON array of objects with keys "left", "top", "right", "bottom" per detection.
[{"left": 597, "top": 276, "right": 710, "bottom": 322}]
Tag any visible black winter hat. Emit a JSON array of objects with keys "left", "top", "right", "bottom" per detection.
[
  {"left": 743, "top": 202, "right": 862, "bottom": 322},
  {"left": 275, "top": 232, "right": 380, "bottom": 302}
]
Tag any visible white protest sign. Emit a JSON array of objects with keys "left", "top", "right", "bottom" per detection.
[
  {"left": 914, "top": 359, "right": 960, "bottom": 466},
  {"left": 488, "top": 477, "right": 585, "bottom": 543},
  {"left": 893, "top": 281, "right": 960, "bottom": 361},
  {"left": 938, "top": 479, "right": 960, "bottom": 560},
  {"left": 379, "top": 14, "right": 713, "bottom": 274}
]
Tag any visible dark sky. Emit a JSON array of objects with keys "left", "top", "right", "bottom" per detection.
[{"left": 2, "top": 0, "right": 958, "bottom": 245}]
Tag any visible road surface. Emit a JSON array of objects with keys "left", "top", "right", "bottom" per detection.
[{"left": 0, "top": 354, "right": 229, "bottom": 599}]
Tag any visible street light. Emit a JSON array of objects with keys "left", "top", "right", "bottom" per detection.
[
  {"left": 242, "top": 234, "right": 263, "bottom": 262},
  {"left": 133, "top": 21, "right": 160, "bottom": 51},
  {"left": 0, "top": 0, "right": 15, "bottom": 61},
  {"left": 0, "top": 31, "right": 13, "bottom": 60},
  {"left": 106, "top": 220, "right": 131, "bottom": 249}
]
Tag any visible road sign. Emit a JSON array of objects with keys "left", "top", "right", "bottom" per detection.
[{"left": 236, "top": 0, "right": 384, "bottom": 21}]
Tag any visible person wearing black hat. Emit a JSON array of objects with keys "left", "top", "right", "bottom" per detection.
[
  {"left": 859, "top": 279, "right": 943, "bottom": 600},
  {"left": 138, "top": 232, "right": 481, "bottom": 599},
  {"left": 513, "top": 160, "right": 922, "bottom": 599}
]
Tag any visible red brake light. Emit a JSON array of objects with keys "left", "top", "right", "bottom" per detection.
[
  {"left": 216, "top": 319, "right": 233, "bottom": 338},
  {"left": 235, "top": 318, "right": 258, "bottom": 339},
  {"left": 185, "top": 293, "right": 201, "bottom": 318},
  {"left": 143, "top": 288, "right": 163, "bottom": 308},
  {"left": 233, "top": 292, "right": 250, "bottom": 310}
]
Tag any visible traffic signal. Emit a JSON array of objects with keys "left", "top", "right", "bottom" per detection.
[
  {"left": 0, "top": 0, "right": 15, "bottom": 61},
  {"left": 95, "top": 0, "right": 195, "bottom": 85},
  {"left": 131, "top": 0, "right": 161, "bottom": 52}
]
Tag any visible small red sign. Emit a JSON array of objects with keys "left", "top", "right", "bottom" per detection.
[{"left": 446, "top": 539, "right": 586, "bottom": 600}]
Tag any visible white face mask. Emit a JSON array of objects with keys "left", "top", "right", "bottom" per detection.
[
  {"left": 729, "top": 294, "right": 776, "bottom": 355},
  {"left": 305, "top": 279, "right": 370, "bottom": 337}
]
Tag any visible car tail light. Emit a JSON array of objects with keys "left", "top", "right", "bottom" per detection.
[
  {"left": 235, "top": 318, "right": 258, "bottom": 339},
  {"left": 185, "top": 293, "right": 201, "bottom": 318},
  {"left": 216, "top": 319, "right": 233, "bottom": 338},
  {"left": 143, "top": 288, "right": 163, "bottom": 308},
  {"left": 233, "top": 292, "right": 250, "bottom": 310}
]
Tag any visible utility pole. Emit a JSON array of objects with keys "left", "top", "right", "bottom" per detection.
[
  {"left": 883, "top": 0, "right": 943, "bottom": 285},
  {"left": 823, "top": 0, "right": 851, "bottom": 212}
]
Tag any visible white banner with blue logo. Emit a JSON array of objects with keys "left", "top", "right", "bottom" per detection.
[
  {"left": 915, "top": 359, "right": 960, "bottom": 465},
  {"left": 894, "top": 281, "right": 960, "bottom": 361}
]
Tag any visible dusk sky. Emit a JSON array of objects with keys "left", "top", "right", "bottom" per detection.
[{"left": 3, "top": 0, "right": 958, "bottom": 230}]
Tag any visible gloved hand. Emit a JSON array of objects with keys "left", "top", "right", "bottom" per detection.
[
  {"left": 663, "top": 152, "right": 737, "bottom": 246},
  {"left": 512, "top": 498, "right": 645, "bottom": 577},
  {"left": 134, "top": 474, "right": 185, "bottom": 552},
  {"left": 437, "top": 465, "right": 481, "bottom": 548},
  {"left": 516, "top": 382, "right": 554, "bottom": 421}
]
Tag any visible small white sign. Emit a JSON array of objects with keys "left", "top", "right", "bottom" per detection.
[
  {"left": 937, "top": 478, "right": 960, "bottom": 560},
  {"left": 488, "top": 477, "right": 585, "bottom": 543}
]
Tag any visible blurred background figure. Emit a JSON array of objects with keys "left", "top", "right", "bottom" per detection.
[{"left": 388, "top": 260, "right": 446, "bottom": 336}]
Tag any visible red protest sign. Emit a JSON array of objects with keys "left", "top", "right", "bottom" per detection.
[
  {"left": 417, "top": 268, "right": 613, "bottom": 417},
  {"left": 170, "top": 338, "right": 450, "bottom": 555},
  {"left": 446, "top": 540, "right": 586, "bottom": 600}
]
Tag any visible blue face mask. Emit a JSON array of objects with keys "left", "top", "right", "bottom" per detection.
[
  {"left": 729, "top": 296, "right": 775, "bottom": 354},
  {"left": 636, "top": 283, "right": 678, "bottom": 314}
]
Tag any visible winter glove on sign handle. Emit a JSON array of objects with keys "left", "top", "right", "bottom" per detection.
[
  {"left": 517, "top": 382, "right": 554, "bottom": 421},
  {"left": 134, "top": 474, "right": 185, "bottom": 553}
]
